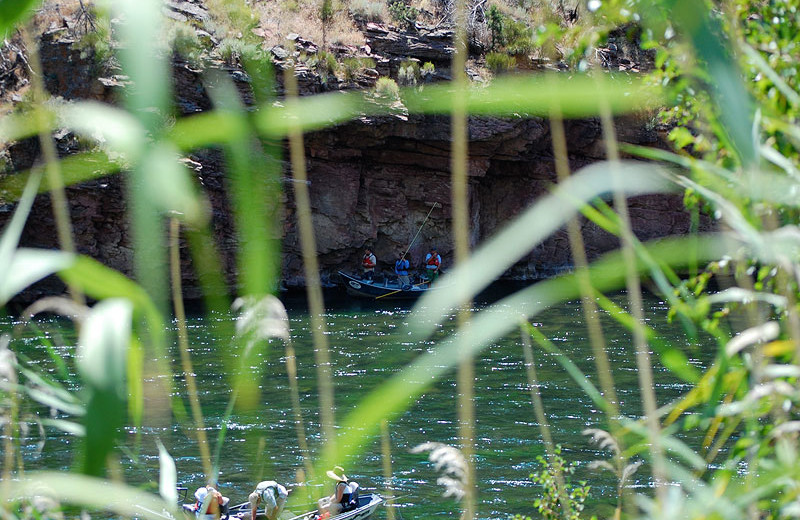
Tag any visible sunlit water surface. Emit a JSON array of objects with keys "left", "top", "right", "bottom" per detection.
[{"left": 5, "top": 289, "right": 714, "bottom": 519}]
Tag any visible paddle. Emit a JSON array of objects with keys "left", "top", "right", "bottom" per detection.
[
  {"left": 400, "top": 202, "right": 439, "bottom": 262},
  {"left": 374, "top": 281, "right": 428, "bottom": 300}
]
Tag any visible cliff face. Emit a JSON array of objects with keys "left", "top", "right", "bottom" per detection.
[{"left": 2, "top": 25, "right": 708, "bottom": 301}]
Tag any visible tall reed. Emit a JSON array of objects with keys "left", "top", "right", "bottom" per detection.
[{"left": 2, "top": 0, "right": 799, "bottom": 519}]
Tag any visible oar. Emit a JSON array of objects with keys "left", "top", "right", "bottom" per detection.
[
  {"left": 401, "top": 202, "right": 439, "bottom": 261},
  {"left": 377, "top": 202, "right": 439, "bottom": 301},
  {"left": 374, "top": 281, "right": 427, "bottom": 300}
]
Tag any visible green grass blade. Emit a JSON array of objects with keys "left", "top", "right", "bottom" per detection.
[
  {"left": 0, "top": 0, "right": 41, "bottom": 35},
  {"left": 0, "top": 110, "right": 53, "bottom": 143},
  {"left": 595, "top": 293, "right": 701, "bottom": 383},
  {"left": 77, "top": 298, "right": 132, "bottom": 476},
  {"left": 206, "top": 71, "right": 279, "bottom": 298},
  {"left": 157, "top": 440, "right": 178, "bottom": 504},
  {"left": 58, "top": 101, "right": 145, "bottom": 159},
  {"left": 325, "top": 234, "right": 732, "bottom": 469},
  {"left": 403, "top": 74, "right": 664, "bottom": 117},
  {"left": 410, "top": 160, "right": 676, "bottom": 340},
  {"left": 527, "top": 325, "right": 610, "bottom": 412},
  {"left": 140, "top": 143, "right": 206, "bottom": 225},
  {"left": 0, "top": 249, "right": 74, "bottom": 307},
  {"left": 0, "top": 151, "right": 123, "bottom": 203},
  {"left": 8, "top": 471, "right": 175, "bottom": 519}
]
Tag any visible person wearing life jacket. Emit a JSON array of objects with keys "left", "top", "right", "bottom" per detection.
[
  {"left": 317, "top": 466, "right": 359, "bottom": 516},
  {"left": 247, "top": 480, "right": 289, "bottom": 520},
  {"left": 395, "top": 251, "right": 411, "bottom": 289},
  {"left": 424, "top": 247, "right": 442, "bottom": 284},
  {"left": 361, "top": 248, "right": 377, "bottom": 281}
]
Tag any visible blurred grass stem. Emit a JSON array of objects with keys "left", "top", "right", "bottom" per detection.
[
  {"left": 169, "top": 218, "right": 213, "bottom": 482},
  {"left": 380, "top": 420, "right": 395, "bottom": 520},
  {"left": 284, "top": 338, "right": 315, "bottom": 482},
  {"left": 599, "top": 99, "right": 666, "bottom": 500},
  {"left": 521, "top": 323, "right": 572, "bottom": 520},
  {"left": 451, "top": 0, "right": 475, "bottom": 516},
  {"left": 549, "top": 99, "right": 619, "bottom": 416},
  {"left": 283, "top": 60, "right": 337, "bottom": 455}
]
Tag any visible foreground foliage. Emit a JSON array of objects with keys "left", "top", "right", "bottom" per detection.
[{"left": 1, "top": 0, "right": 800, "bottom": 519}]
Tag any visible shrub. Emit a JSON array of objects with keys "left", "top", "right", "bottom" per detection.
[
  {"left": 302, "top": 51, "right": 338, "bottom": 81},
  {"left": 171, "top": 22, "right": 205, "bottom": 68},
  {"left": 398, "top": 60, "right": 420, "bottom": 86},
  {"left": 74, "top": 6, "right": 113, "bottom": 72},
  {"left": 217, "top": 38, "right": 262, "bottom": 65},
  {"left": 529, "top": 447, "right": 591, "bottom": 520},
  {"left": 420, "top": 61, "right": 435, "bottom": 82},
  {"left": 387, "top": 0, "right": 418, "bottom": 30},
  {"left": 487, "top": 4, "right": 504, "bottom": 50},
  {"left": 502, "top": 16, "right": 534, "bottom": 55},
  {"left": 486, "top": 51, "right": 514, "bottom": 73},
  {"left": 350, "top": 0, "right": 387, "bottom": 22},
  {"left": 340, "top": 57, "right": 376, "bottom": 81},
  {"left": 373, "top": 76, "right": 400, "bottom": 101}
]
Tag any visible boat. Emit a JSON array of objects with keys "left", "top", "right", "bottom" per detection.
[
  {"left": 338, "top": 271, "right": 438, "bottom": 300},
  {"left": 220, "top": 493, "right": 384, "bottom": 520}
]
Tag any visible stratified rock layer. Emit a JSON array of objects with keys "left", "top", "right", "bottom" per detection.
[{"left": 1, "top": 24, "right": 709, "bottom": 301}]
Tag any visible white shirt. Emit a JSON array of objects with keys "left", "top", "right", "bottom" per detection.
[{"left": 249, "top": 481, "right": 288, "bottom": 516}]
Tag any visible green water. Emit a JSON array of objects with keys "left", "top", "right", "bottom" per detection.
[{"left": 6, "top": 289, "right": 713, "bottom": 519}]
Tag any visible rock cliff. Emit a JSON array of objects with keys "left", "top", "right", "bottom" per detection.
[{"left": 1, "top": 16, "right": 709, "bottom": 301}]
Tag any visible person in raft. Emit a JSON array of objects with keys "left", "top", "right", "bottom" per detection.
[
  {"left": 395, "top": 251, "right": 411, "bottom": 289},
  {"left": 246, "top": 480, "right": 289, "bottom": 520},
  {"left": 317, "top": 466, "right": 359, "bottom": 517},
  {"left": 361, "top": 247, "right": 377, "bottom": 281},
  {"left": 424, "top": 247, "right": 442, "bottom": 284}
]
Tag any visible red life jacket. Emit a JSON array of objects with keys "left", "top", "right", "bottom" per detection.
[
  {"left": 362, "top": 253, "right": 376, "bottom": 269},
  {"left": 426, "top": 254, "right": 440, "bottom": 269}
]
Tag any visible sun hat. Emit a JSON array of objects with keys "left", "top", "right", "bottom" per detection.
[
  {"left": 194, "top": 487, "right": 208, "bottom": 503},
  {"left": 326, "top": 466, "right": 348, "bottom": 482}
]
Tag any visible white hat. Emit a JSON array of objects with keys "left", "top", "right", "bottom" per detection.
[
  {"left": 326, "top": 466, "right": 348, "bottom": 482},
  {"left": 194, "top": 487, "right": 208, "bottom": 503}
]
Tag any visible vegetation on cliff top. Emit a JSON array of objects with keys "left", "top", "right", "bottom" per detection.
[{"left": 1, "top": 0, "right": 800, "bottom": 519}]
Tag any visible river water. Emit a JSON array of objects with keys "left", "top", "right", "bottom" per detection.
[{"left": 6, "top": 287, "right": 712, "bottom": 519}]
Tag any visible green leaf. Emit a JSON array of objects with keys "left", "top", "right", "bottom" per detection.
[
  {"left": 668, "top": 127, "right": 696, "bottom": 149},
  {"left": 0, "top": 110, "right": 53, "bottom": 143},
  {"left": 140, "top": 143, "right": 206, "bottom": 225},
  {"left": 205, "top": 70, "right": 281, "bottom": 299},
  {"left": 0, "top": 0, "right": 42, "bottom": 35},
  {"left": 0, "top": 248, "right": 74, "bottom": 307},
  {"left": 77, "top": 298, "right": 132, "bottom": 476},
  {"left": 8, "top": 471, "right": 176, "bottom": 519},
  {"left": 0, "top": 151, "right": 124, "bottom": 203},
  {"left": 58, "top": 255, "right": 163, "bottom": 333},
  {"left": 325, "top": 234, "right": 733, "bottom": 472},
  {"left": 0, "top": 167, "right": 43, "bottom": 273},
  {"left": 41, "top": 418, "right": 86, "bottom": 437},
  {"left": 157, "top": 441, "right": 178, "bottom": 505},
  {"left": 58, "top": 101, "right": 145, "bottom": 160},
  {"left": 77, "top": 299, "right": 131, "bottom": 396},
  {"left": 403, "top": 74, "right": 664, "bottom": 118},
  {"left": 410, "top": 160, "right": 677, "bottom": 341}
]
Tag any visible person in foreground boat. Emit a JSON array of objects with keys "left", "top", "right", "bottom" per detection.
[
  {"left": 317, "top": 466, "right": 359, "bottom": 518},
  {"left": 191, "top": 484, "right": 229, "bottom": 520},
  {"left": 245, "top": 480, "right": 288, "bottom": 520}
]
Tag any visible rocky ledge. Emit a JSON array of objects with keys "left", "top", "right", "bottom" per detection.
[{"left": 1, "top": 11, "right": 707, "bottom": 301}]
